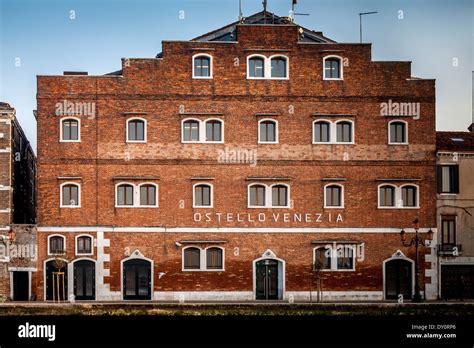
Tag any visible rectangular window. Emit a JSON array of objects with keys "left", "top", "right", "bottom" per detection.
[
  {"left": 401, "top": 186, "right": 417, "bottom": 207},
  {"left": 77, "top": 237, "right": 92, "bottom": 254},
  {"left": 441, "top": 216, "right": 456, "bottom": 245},
  {"left": 437, "top": 165, "right": 459, "bottom": 194},
  {"left": 206, "top": 248, "right": 223, "bottom": 270},
  {"left": 140, "top": 185, "right": 156, "bottom": 206}
]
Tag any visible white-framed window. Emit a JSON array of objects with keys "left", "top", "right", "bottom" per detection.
[
  {"left": 139, "top": 183, "right": 159, "bottom": 207},
  {"left": 247, "top": 54, "right": 266, "bottom": 79},
  {"left": 48, "top": 234, "right": 66, "bottom": 255},
  {"left": 312, "top": 119, "right": 354, "bottom": 144},
  {"left": 247, "top": 54, "right": 289, "bottom": 79},
  {"left": 313, "top": 120, "right": 331, "bottom": 143},
  {"left": 335, "top": 120, "right": 353, "bottom": 143},
  {"left": 270, "top": 55, "right": 289, "bottom": 79},
  {"left": 323, "top": 55, "right": 343, "bottom": 80},
  {"left": 248, "top": 183, "right": 290, "bottom": 208},
  {"left": 258, "top": 119, "right": 278, "bottom": 144},
  {"left": 182, "top": 246, "right": 224, "bottom": 271},
  {"left": 205, "top": 119, "right": 223, "bottom": 142},
  {"left": 324, "top": 183, "right": 344, "bottom": 208},
  {"left": 192, "top": 53, "right": 213, "bottom": 79},
  {"left": 193, "top": 183, "right": 213, "bottom": 208},
  {"left": 60, "top": 117, "right": 80, "bottom": 142},
  {"left": 75, "top": 234, "right": 93, "bottom": 256},
  {"left": 378, "top": 184, "right": 397, "bottom": 208},
  {"left": 313, "top": 243, "right": 355, "bottom": 271},
  {"left": 116, "top": 183, "right": 135, "bottom": 206},
  {"left": 400, "top": 184, "right": 419, "bottom": 208},
  {"left": 126, "top": 117, "right": 147, "bottom": 143},
  {"left": 313, "top": 246, "right": 332, "bottom": 270},
  {"left": 115, "top": 182, "right": 159, "bottom": 208},
  {"left": 60, "top": 182, "right": 81, "bottom": 208},
  {"left": 181, "top": 118, "right": 224, "bottom": 143},
  {"left": 377, "top": 183, "right": 419, "bottom": 209},
  {"left": 388, "top": 120, "right": 408, "bottom": 145},
  {"left": 248, "top": 184, "right": 266, "bottom": 207}
]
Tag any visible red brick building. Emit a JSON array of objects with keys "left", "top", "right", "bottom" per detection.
[{"left": 36, "top": 11, "right": 437, "bottom": 302}]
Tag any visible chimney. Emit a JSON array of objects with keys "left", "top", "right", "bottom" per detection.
[{"left": 63, "top": 71, "right": 88, "bottom": 76}]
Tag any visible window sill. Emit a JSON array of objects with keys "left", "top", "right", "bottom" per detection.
[
  {"left": 60, "top": 205, "right": 81, "bottom": 209},
  {"left": 59, "top": 140, "right": 81, "bottom": 143}
]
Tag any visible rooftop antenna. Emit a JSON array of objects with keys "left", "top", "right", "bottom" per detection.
[
  {"left": 359, "top": 11, "right": 378, "bottom": 43},
  {"left": 239, "top": 0, "right": 243, "bottom": 22},
  {"left": 290, "top": 0, "right": 309, "bottom": 23}
]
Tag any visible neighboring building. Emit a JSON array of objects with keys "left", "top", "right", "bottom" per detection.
[
  {"left": 36, "top": 11, "right": 437, "bottom": 302},
  {"left": 0, "top": 102, "right": 37, "bottom": 301},
  {"left": 435, "top": 136, "right": 474, "bottom": 297}
]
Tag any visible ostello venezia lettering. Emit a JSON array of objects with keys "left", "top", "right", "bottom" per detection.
[{"left": 193, "top": 212, "right": 344, "bottom": 223}]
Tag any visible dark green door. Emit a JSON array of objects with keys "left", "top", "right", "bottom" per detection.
[
  {"left": 385, "top": 259, "right": 412, "bottom": 300},
  {"left": 256, "top": 259, "right": 279, "bottom": 300},
  {"left": 74, "top": 260, "right": 96, "bottom": 300},
  {"left": 123, "top": 259, "right": 151, "bottom": 300}
]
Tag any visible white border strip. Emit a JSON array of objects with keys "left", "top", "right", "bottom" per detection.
[{"left": 37, "top": 226, "right": 437, "bottom": 233}]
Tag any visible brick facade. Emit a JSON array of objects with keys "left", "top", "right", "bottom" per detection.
[{"left": 36, "top": 12, "right": 437, "bottom": 302}]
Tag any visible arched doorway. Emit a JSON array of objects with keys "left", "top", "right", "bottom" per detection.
[
  {"left": 122, "top": 258, "right": 152, "bottom": 300},
  {"left": 74, "top": 260, "right": 96, "bottom": 300},
  {"left": 384, "top": 254, "right": 413, "bottom": 300},
  {"left": 253, "top": 250, "right": 285, "bottom": 300},
  {"left": 45, "top": 259, "right": 68, "bottom": 301}
]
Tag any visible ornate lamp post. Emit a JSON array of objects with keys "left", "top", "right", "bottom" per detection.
[{"left": 400, "top": 218, "right": 433, "bottom": 302}]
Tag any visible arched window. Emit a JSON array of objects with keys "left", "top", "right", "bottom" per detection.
[
  {"left": 323, "top": 56, "right": 342, "bottom": 79},
  {"left": 248, "top": 56, "right": 265, "bottom": 78},
  {"left": 401, "top": 185, "right": 418, "bottom": 207},
  {"left": 336, "top": 121, "right": 353, "bottom": 143},
  {"left": 313, "top": 120, "right": 331, "bottom": 143},
  {"left": 61, "top": 183, "right": 80, "bottom": 207},
  {"left": 379, "top": 185, "right": 396, "bottom": 207},
  {"left": 258, "top": 120, "right": 277, "bottom": 143},
  {"left": 127, "top": 118, "right": 146, "bottom": 142},
  {"left": 389, "top": 121, "right": 407, "bottom": 144},
  {"left": 249, "top": 184, "right": 266, "bottom": 207},
  {"left": 325, "top": 184, "right": 344, "bottom": 208},
  {"left": 183, "top": 247, "right": 201, "bottom": 270},
  {"left": 193, "top": 55, "right": 212, "bottom": 78},
  {"left": 116, "top": 184, "right": 134, "bottom": 206},
  {"left": 271, "top": 56, "right": 287, "bottom": 78},
  {"left": 206, "top": 247, "right": 223, "bottom": 270},
  {"left": 76, "top": 235, "right": 93, "bottom": 255},
  {"left": 336, "top": 245, "right": 354, "bottom": 270},
  {"left": 271, "top": 184, "right": 288, "bottom": 207},
  {"left": 182, "top": 119, "right": 200, "bottom": 142},
  {"left": 314, "top": 247, "right": 331, "bottom": 270},
  {"left": 60, "top": 118, "right": 80, "bottom": 141},
  {"left": 193, "top": 183, "right": 212, "bottom": 207},
  {"left": 49, "top": 235, "right": 65, "bottom": 255},
  {"left": 205, "top": 120, "right": 222, "bottom": 142},
  {"left": 139, "top": 184, "right": 157, "bottom": 206}
]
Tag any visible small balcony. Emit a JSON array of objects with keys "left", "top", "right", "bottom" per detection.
[{"left": 437, "top": 244, "right": 462, "bottom": 256}]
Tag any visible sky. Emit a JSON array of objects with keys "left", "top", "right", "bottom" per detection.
[{"left": 0, "top": 0, "right": 473, "bottom": 151}]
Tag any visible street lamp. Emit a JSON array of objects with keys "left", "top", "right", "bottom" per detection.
[{"left": 400, "top": 218, "right": 434, "bottom": 302}]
